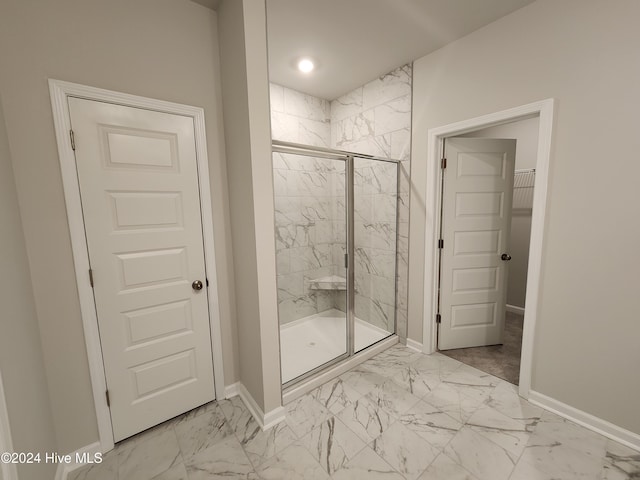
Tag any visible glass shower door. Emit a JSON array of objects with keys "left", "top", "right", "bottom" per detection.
[
  {"left": 273, "top": 151, "right": 348, "bottom": 384},
  {"left": 352, "top": 156, "right": 398, "bottom": 352}
]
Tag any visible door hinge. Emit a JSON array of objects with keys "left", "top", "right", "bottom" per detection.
[
  {"left": 105, "top": 390, "right": 110, "bottom": 408},
  {"left": 70, "top": 129, "right": 76, "bottom": 151},
  {"left": 438, "top": 239, "right": 444, "bottom": 249},
  {"left": 344, "top": 253, "right": 348, "bottom": 269},
  {"left": 206, "top": 278, "right": 209, "bottom": 287},
  {"left": 441, "top": 157, "right": 447, "bottom": 169},
  {"left": 89, "top": 268, "right": 94, "bottom": 287},
  {"left": 436, "top": 313, "right": 442, "bottom": 324}
]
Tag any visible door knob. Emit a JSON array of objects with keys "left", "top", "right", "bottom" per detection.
[
  {"left": 501, "top": 253, "right": 512, "bottom": 261},
  {"left": 192, "top": 280, "right": 204, "bottom": 291}
]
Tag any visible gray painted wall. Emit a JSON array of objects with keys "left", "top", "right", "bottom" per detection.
[
  {"left": 0, "top": 0, "right": 238, "bottom": 454},
  {"left": 218, "top": 0, "right": 282, "bottom": 413},
  {"left": 0, "top": 94, "right": 57, "bottom": 480},
  {"left": 409, "top": 0, "right": 640, "bottom": 434}
]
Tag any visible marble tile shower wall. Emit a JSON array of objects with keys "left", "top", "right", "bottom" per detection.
[
  {"left": 330, "top": 64, "right": 412, "bottom": 338},
  {"left": 271, "top": 84, "right": 346, "bottom": 324},
  {"left": 270, "top": 63, "right": 412, "bottom": 337}
]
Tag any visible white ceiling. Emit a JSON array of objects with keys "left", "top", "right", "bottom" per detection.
[{"left": 266, "top": 0, "right": 535, "bottom": 100}]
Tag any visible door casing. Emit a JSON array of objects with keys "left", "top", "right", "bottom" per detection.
[
  {"left": 49, "top": 79, "right": 226, "bottom": 452},
  {"left": 422, "top": 99, "right": 554, "bottom": 400}
]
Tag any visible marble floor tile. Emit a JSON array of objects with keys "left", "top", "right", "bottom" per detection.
[
  {"left": 360, "top": 347, "right": 420, "bottom": 377},
  {"left": 185, "top": 436, "right": 257, "bottom": 480},
  {"left": 411, "top": 352, "right": 463, "bottom": 378},
  {"left": 523, "top": 410, "right": 608, "bottom": 470},
  {"left": 365, "top": 379, "right": 422, "bottom": 417},
  {"left": 370, "top": 421, "right": 439, "bottom": 480},
  {"left": 118, "top": 428, "right": 183, "bottom": 480},
  {"left": 297, "top": 416, "right": 366, "bottom": 474},
  {"left": 359, "top": 358, "right": 404, "bottom": 379},
  {"left": 466, "top": 405, "right": 530, "bottom": 457},
  {"left": 398, "top": 399, "right": 463, "bottom": 450},
  {"left": 519, "top": 410, "right": 618, "bottom": 479},
  {"left": 444, "top": 426, "right": 517, "bottom": 480},
  {"left": 285, "top": 393, "right": 332, "bottom": 439},
  {"left": 255, "top": 443, "right": 330, "bottom": 480},
  {"left": 604, "top": 439, "right": 640, "bottom": 478},
  {"left": 417, "top": 453, "right": 479, "bottom": 480},
  {"left": 339, "top": 366, "right": 388, "bottom": 396},
  {"left": 422, "top": 382, "right": 485, "bottom": 424},
  {"left": 114, "top": 417, "right": 176, "bottom": 454},
  {"left": 241, "top": 420, "right": 298, "bottom": 467},
  {"left": 219, "top": 395, "right": 254, "bottom": 436},
  {"left": 519, "top": 438, "right": 607, "bottom": 479},
  {"left": 220, "top": 393, "right": 297, "bottom": 465},
  {"left": 330, "top": 446, "right": 405, "bottom": 480},
  {"left": 519, "top": 445, "right": 605, "bottom": 479},
  {"left": 68, "top": 450, "right": 118, "bottom": 480},
  {"left": 504, "top": 456, "right": 554, "bottom": 480},
  {"left": 390, "top": 364, "right": 443, "bottom": 398},
  {"left": 150, "top": 462, "right": 189, "bottom": 480},
  {"left": 440, "top": 364, "right": 501, "bottom": 401},
  {"left": 310, "top": 376, "right": 363, "bottom": 414},
  {"left": 174, "top": 403, "right": 232, "bottom": 459},
  {"left": 171, "top": 401, "right": 219, "bottom": 428},
  {"left": 336, "top": 394, "right": 396, "bottom": 443},
  {"left": 485, "top": 381, "right": 543, "bottom": 423},
  {"left": 375, "top": 344, "right": 422, "bottom": 363},
  {"left": 71, "top": 345, "right": 639, "bottom": 480}
]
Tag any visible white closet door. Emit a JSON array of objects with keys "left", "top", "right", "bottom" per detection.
[
  {"left": 439, "top": 138, "right": 515, "bottom": 350},
  {"left": 69, "top": 98, "right": 215, "bottom": 441}
]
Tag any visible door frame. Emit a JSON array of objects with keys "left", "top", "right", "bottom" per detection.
[
  {"left": 49, "top": 79, "right": 226, "bottom": 452},
  {"left": 422, "top": 99, "right": 554, "bottom": 399}
]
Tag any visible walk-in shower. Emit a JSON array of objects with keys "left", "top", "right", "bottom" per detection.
[{"left": 273, "top": 140, "right": 399, "bottom": 386}]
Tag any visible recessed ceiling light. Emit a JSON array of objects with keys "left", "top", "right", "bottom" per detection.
[{"left": 297, "top": 58, "right": 315, "bottom": 73}]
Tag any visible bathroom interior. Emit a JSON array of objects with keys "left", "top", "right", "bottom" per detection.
[
  {"left": 267, "top": 1, "right": 530, "bottom": 389},
  {"left": 266, "top": 0, "right": 412, "bottom": 387},
  {"left": 270, "top": 66, "right": 412, "bottom": 385}
]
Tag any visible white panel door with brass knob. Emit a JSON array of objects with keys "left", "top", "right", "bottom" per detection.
[
  {"left": 68, "top": 97, "right": 215, "bottom": 442},
  {"left": 438, "top": 138, "right": 516, "bottom": 350}
]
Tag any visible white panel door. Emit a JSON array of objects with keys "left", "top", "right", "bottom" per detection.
[
  {"left": 439, "top": 138, "right": 515, "bottom": 350},
  {"left": 68, "top": 98, "right": 215, "bottom": 441}
]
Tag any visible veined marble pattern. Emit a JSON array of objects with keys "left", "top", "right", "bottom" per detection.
[
  {"left": 270, "top": 84, "right": 330, "bottom": 149},
  {"left": 271, "top": 65, "right": 409, "bottom": 350},
  {"left": 69, "top": 345, "right": 640, "bottom": 480},
  {"left": 330, "top": 66, "right": 411, "bottom": 341}
]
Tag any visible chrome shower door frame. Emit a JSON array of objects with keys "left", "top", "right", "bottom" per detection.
[{"left": 273, "top": 140, "right": 400, "bottom": 390}]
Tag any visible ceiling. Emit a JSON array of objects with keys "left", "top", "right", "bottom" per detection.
[{"left": 266, "top": 0, "right": 535, "bottom": 100}]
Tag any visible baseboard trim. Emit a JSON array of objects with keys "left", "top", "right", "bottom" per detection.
[
  {"left": 506, "top": 304, "right": 525, "bottom": 315},
  {"left": 224, "top": 382, "right": 240, "bottom": 399},
  {"left": 236, "top": 383, "right": 286, "bottom": 431},
  {"left": 405, "top": 338, "right": 423, "bottom": 353},
  {"left": 55, "top": 441, "right": 101, "bottom": 480},
  {"left": 528, "top": 390, "right": 640, "bottom": 451}
]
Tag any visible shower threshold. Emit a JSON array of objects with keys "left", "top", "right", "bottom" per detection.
[{"left": 280, "top": 308, "right": 391, "bottom": 384}]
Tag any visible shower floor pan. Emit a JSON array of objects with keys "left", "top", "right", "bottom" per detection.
[{"left": 280, "top": 308, "right": 391, "bottom": 384}]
